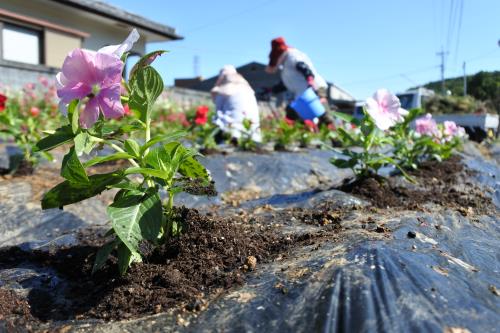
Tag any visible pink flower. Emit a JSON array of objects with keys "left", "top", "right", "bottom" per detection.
[
  {"left": 415, "top": 113, "right": 439, "bottom": 137},
  {"left": 38, "top": 76, "right": 49, "bottom": 87},
  {"left": 442, "top": 121, "right": 466, "bottom": 141},
  {"left": 30, "top": 106, "right": 40, "bottom": 117},
  {"left": 24, "top": 83, "right": 35, "bottom": 91},
  {"left": 284, "top": 117, "right": 294, "bottom": 126},
  {"left": 56, "top": 49, "right": 124, "bottom": 128},
  {"left": 56, "top": 29, "right": 139, "bottom": 128},
  {"left": 365, "top": 89, "right": 408, "bottom": 130}
]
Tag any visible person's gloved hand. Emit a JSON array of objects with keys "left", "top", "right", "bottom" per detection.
[{"left": 306, "top": 76, "right": 316, "bottom": 89}]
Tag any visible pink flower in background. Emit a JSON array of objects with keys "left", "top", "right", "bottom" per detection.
[
  {"left": 365, "top": 89, "right": 408, "bottom": 130},
  {"left": 415, "top": 113, "right": 439, "bottom": 137},
  {"left": 30, "top": 106, "right": 40, "bottom": 117},
  {"left": 56, "top": 29, "right": 139, "bottom": 128},
  {"left": 442, "top": 121, "right": 466, "bottom": 141},
  {"left": 284, "top": 117, "right": 294, "bottom": 126},
  {"left": 166, "top": 112, "right": 190, "bottom": 127},
  {"left": 38, "top": 76, "right": 49, "bottom": 88},
  {"left": 23, "top": 83, "right": 35, "bottom": 91}
]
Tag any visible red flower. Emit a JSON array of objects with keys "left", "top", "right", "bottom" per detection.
[
  {"left": 194, "top": 105, "right": 209, "bottom": 125},
  {"left": 284, "top": 117, "right": 294, "bottom": 126},
  {"left": 0, "top": 94, "right": 6, "bottom": 112},
  {"left": 303, "top": 119, "right": 317, "bottom": 132},
  {"left": 30, "top": 106, "right": 40, "bottom": 117}
]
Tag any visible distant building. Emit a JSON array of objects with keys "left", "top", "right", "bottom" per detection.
[
  {"left": 177, "top": 61, "right": 356, "bottom": 110},
  {"left": 0, "top": 0, "right": 182, "bottom": 87},
  {"left": 174, "top": 77, "right": 204, "bottom": 89}
]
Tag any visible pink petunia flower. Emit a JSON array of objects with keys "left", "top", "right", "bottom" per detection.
[
  {"left": 56, "top": 29, "right": 139, "bottom": 128},
  {"left": 442, "top": 121, "right": 466, "bottom": 141},
  {"left": 365, "top": 89, "right": 408, "bottom": 130},
  {"left": 415, "top": 113, "right": 439, "bottom": 137}
]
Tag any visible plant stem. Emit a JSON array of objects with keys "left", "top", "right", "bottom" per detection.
[
  {"left": 143, "top": 111, "right": 155, "bottom": 188},
  {"left": 92, "top": 138, "right": 141, "bottom": 168}
]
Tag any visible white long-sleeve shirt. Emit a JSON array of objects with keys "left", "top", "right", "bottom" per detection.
[{"left": 279, "top": 48, "right": 327, "bottom": 98}]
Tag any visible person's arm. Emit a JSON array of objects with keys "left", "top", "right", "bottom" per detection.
[
  {"left": 295, "top": 61, "right": 315, "bottom": 86},
  {"left": 266, "top": 65, "right": 278, "bottom": 74},
  {"left": 271, "top": 80, "right": 287, "bottom": 94}
]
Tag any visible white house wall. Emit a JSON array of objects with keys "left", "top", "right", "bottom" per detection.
[{"left": 0, "top": 0, "right": 146, "bottom": 57}]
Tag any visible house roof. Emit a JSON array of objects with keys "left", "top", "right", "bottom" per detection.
[
  {"left": 187, "top": 61, "right": 356, "bottom": 102},
  {"left": 189, "top": 62, "right": 281, "bottom": 93},
  {"left": 49, "top": 0, "right": 183, "bottom": 41}
]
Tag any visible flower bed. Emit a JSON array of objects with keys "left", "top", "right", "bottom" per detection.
[{"left": 0, "top": 29, "right": 499, "bottom": 332}]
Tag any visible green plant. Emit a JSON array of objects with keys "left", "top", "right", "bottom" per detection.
[
  {"left": 36, "top": 44, "right": 215, "bottom": 275},
  {"left": 0, "top": 99, "right": 54, "bottom": 171},
  {"left": 329, "top": 111, "right": 406, "bottom": 178},
  {"left": 237, "top": 118, "right": 258, "bottom": 151}
]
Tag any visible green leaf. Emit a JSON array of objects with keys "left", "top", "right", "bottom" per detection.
[
  {"left": 124, "top": 166, "right": 169, "bottom": 180},
  {"left": 92, "top": 239, "right": 117, "bottom": 274},
  {"left": 109, "top": 180, "right": 145, "bottom": 192},
  {"left": 166, "top": 142, "right": 209, "bottom": 181},
  {"left": 129, "top": 66, "right": 164, "bottom": 122},
  {"left": 124, "top": 139, "right": 141, "bottom": 157},
  {"left": 42, "top": 171, "right": 124, "bottom": 209},
  {"left": 74, "top": 132, "right": 96, "bottom": 156},
  {"left": 332, "top": 111, "right": 354, "bottom": 123},
  {"left": 330, "top": 157, "right": 357, "bottom": 169},
  {"left": 108, "top": 190, "right": 163, "bottom": 255},
  {"left": 83, "top": 152, "right": 135, "bottom": 168},
  {"left": 61, "top": 147, "right": 89, "bottom": 183},
  {"left": 35, "top": 125, "right": 74, "bottom": 152},
  {"left": 116, "top": 242, "right": 142, "bottom": 275},
  {"left": 117, "top": 120, "right": 146, "bottom": 134},
  {"left": 69, "top": 100, "right": 80, "bottom": 134},
  {"left": 139, "top": 131, "right": 186, "bottom": 155},
  {"left": 129, "top": 50, "right": 168, "bottom": 78},
  {"left": 337, "top": 128, "right": 357, "bottom": 146}
]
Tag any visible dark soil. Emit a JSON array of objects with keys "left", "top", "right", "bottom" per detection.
[
  {"left": 0, "top": 159, "right": 34, "bottom": 177},
  {"left": 340, "top": 156, "right": 492, "bottom": 212},
  {"left": 0, "top": 207, "right": 330, "bottom": 325},
  {"left": 199, "top": 147, "right": 226, "bottom": 155},
  {"left": 0, "top": 288, "right": 36, "bottom": 332}
]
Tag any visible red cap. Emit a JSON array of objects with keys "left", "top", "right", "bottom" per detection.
[{"left": 269, "top": 37, "right": 288, "bottom": 67}]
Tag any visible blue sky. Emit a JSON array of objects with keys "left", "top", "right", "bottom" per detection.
[{"left": 106, "top": 0, "right": 499, "bottom": 100}]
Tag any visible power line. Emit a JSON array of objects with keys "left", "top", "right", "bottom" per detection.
[
  {"left": 342, "top": 65, "right": 439, "bottom": 86},
  {"left": 446, "top": 0, "right": 458, "bottom": 52},
  {"left": 452, "top": 0, "right": 464, "bottom": 67},
  {"left": 183, "top": 0, "right": 279, "bottom": 34},
  {"left": 465, "top": 48, "right": 500, "bottom": 62}
]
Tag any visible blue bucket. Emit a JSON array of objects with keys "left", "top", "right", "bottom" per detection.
[{"left": 290, "top": 87, "right": 325, "bottom": 120}]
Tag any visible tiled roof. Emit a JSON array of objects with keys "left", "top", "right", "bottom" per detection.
[{"left": 49, "top": 0, "right": 183, "bottom": 40}]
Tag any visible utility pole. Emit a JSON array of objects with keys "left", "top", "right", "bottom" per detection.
[
  {"left": 436, "top": 47, "right": 449, "bottom": 95},
  {"left": 462, "top": 62, "right": 467, "bottom": 96},
  {"left": 194, "top": 55, "right": 200, "bottom": 77}
]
